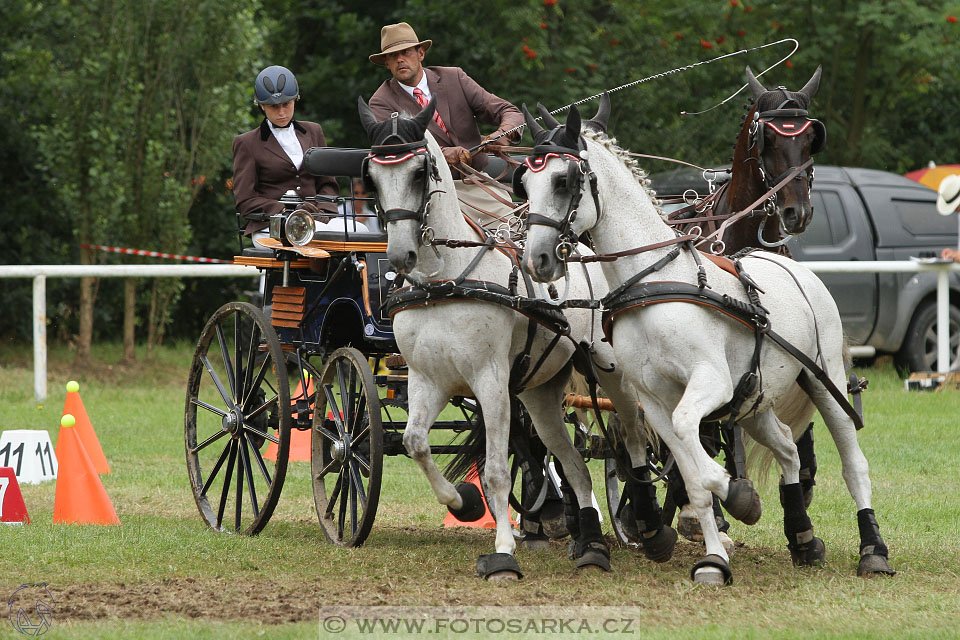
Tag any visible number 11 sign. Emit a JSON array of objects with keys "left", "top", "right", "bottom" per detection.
[{"left": 0, "top": 430, "right": 58, "bottom": 484}]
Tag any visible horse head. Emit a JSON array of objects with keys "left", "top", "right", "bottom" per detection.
[
  {"left": 358, "top": 96, "right": 444, "bottom": 274},
  {"left": 740, "top": 65, "right": 824, "bottom": 237},
  {"left": 517, "top": 95, "right": 610, "bottom": 283}
]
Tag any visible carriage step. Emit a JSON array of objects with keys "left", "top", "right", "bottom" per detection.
[{"left": 385, "top": 354, "right": 406, "bottom": 368}]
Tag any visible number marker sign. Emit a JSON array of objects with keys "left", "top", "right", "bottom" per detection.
[{"left": 0, "top": 431, "right": 58, "bottom": 484}]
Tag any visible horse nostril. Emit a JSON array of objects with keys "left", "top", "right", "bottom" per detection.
[{"left": 404, "top": 251, "right": 417, "bottom": 272}]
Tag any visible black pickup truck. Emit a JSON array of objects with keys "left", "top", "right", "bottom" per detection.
[{"left": 650, "top": 166, "right": 958, "bottom": 372}]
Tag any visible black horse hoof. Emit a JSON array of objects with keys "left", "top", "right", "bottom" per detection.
[
  {"left": 789, "top": 536, "right": 826, "bottom": 567},
  {"left": 448, "top": 482, "right": 486, "bottom": 522},
  {"left": 690, "top": 554, "right": 733, "bottom": 586},
  {"left": 476, "top": 553, "right": 523, "bottom": 581},
  {"left": 575, "top": 543, "right": 611, "bottom": 572},
  {"left": 641, "top": 525, "right": 678, "bottom": 563},
  {"left": 721, "top": 478, "right": 762, "bottom": 525},
  {"left": 857, "top": 553, "right": 896, "bottom": 577}
]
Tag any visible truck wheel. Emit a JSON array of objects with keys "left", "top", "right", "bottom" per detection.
[{"left": 895, "top": 302, "right": 960, "bottom": 373}]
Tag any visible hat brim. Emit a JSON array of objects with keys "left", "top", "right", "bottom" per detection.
[
  {"left": 937, "top": 177, "right": 960, "bottom": 215},
  {"left": 370, "top": 39, "right": 431, "bottom": 66}
]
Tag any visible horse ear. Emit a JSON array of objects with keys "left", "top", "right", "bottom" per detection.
[
  {"left": 565, "top": 104, "right": 582, "bottom": 139},
  {"left": 745, "top": 66, "right": 766, "bottom": 100},
  {"left": 358, "top": 97, "right": 380, "bottom": 137},
  {"left": 522, "top": 103, "right": 544, "bottom": 138},
  {"left": 799, "top": 65, "right": 822, "bottom": 101},
  {"left": 588, "top": 92, "right": 610, "bottom": 133},
  {"left": 537, "top": 103, "right": 560, "bottom": 129},
  {"left": 412, "top": 95, "right": 437, "bottom": 132}
]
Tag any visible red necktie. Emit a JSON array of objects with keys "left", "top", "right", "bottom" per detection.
[{"left": 413, "top": 87, "right": 448, "bottom": 135}]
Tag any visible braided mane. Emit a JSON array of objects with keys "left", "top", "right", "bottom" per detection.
[{"left": 581, "top": 129, "right": 662, "bottom": 208}]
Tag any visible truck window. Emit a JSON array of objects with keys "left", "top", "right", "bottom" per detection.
[
  {"left": 801, "top": 190, "right": 848, "bottom": 248},
  {"left": 894, "top": 198, "right": 954, "bottom": 236}
]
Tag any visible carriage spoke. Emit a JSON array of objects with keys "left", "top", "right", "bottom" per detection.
[
  {"left": 235, "top": 435, "right": 244, "bottom": 532},
  {"left": 325, "top": 473, "right": 344, "bottom": 517},
  {"left": 233, "top": 310, "right": 243, "bottom": 405},
  {"left": 245, "top": 424, "right": 279, "bottom": 446},
  {"left": 351, "top": 393, "right": 367, "bottom": 435},
  {"left": 191, "top": 428, "right": 229, "bottom": 455},
  {"left": 191, "top": 398, "right": 229, "bottom": 418},
  {"left": 338, "top": 463, "right": 350, "bottom": 539},
  {"left": 241, "top": 322, "right": 260, "bottom": 404},
  {"left": 349, "top": 461, "right": 359, "bottom": 536},
  {"left": 200, "top": 355, "right": 235, "bottom": 409},
  {"left": 200, "top": 440, "right": 232, "bottom": 496},
  {"left": 315, "top": 458, "right": 341, "bottom": 480},
  {"left": 314, "top": 422, "right": 340, "bottom": 444},
  {"left": 242, "top": 353, "right": 273, "bottom": 411},
  {"left": 248, "top": 435, "right": 273, "bottom": 485},
  {"left": 324, "top": 385, "right": 347, "bottom": 437},
  {"left": 348, "top": 459, "right": 367, "bottom": 511},
  {"left": 240, "top": 434, "right": 260, "bottom": 519},
  {"left": 246, "top": 394, "right": 279, "bottom": 422},
  {"left": 214, "top": 322, "right": 237, "bottom": 401},
  {"left": 352, "top": 451, "right": 371, "bottom": 474},
  {"left": 216, "top": 440, "right": 238, "bottom": 529}
]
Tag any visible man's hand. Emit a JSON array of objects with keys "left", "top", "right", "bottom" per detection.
[
  {"left": 442, "top": 145, "right": 471, "bottom": 166},
  {"left": 485, "top": 129, "right": 517, "bottom": 148}
]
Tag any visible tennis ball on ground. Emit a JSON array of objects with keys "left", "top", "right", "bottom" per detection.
[
  {"left": 61, "top": 414, "right": 76, "bottom": 428},
  {"left": 66, "top": 381, "right": 80, "bottom": 393}
]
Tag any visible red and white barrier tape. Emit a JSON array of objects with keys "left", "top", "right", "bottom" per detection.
[{"left": 79, "top": 244, "right": 230, "bottom": 264}]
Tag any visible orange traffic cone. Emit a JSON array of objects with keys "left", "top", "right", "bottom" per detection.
[
  {"left": 53, "top": 415, "right": 119, "bottom": 525},
  {"left": 264, "top": 376, "right": 313, "bottom": 462},
  {"left": 60, "top": 381, "right": 110, "bottom": 474},
  {"left": 443, "top": 464, "right": 517, "bottom": 529}
]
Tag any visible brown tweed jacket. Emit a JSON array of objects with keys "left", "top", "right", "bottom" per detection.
[
  {"left": 232, "top": 119, "right": 339, "bottom": 234},
  {"left": 368, "top": 66, "right": 522, "bottom": 171}
]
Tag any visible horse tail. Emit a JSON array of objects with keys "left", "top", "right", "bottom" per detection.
[
  {"left": 744, "top": 381, "right": 817, "bottom": 485},
  {"left": 442, "top": 406, "right": 487, "bottom": 483}
]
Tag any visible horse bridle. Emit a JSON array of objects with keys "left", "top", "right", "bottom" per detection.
[
  {"left": 748, "top": 98, "right": 826, "bottom": 193},
  {"left": 514, "top": 134, "right": 602, "bottom": 261},
  {"left": 362, "top": 120, "right": 442, "bottom": 246}
]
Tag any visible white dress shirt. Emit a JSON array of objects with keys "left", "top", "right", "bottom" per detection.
[{"left": 268, "top": 120, "right": 303, "bottom": 169}]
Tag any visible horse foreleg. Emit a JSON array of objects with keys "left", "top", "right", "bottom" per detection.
[
  {"left": 640, "top": 398, "right": 731, "bottom": 585},
  {"left": 800, "top": 371, "right": 895, "bottom": 577},
  {"left": 595, "top": 370, "right": 679, "bottom": 562},
  {"left": 402, "top": 379, "right": 462, "bottom": 510},
  {"left": 521, "top": 385, "right": 610, "bottom": 571}
]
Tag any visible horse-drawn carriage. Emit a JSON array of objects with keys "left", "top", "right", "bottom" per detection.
[
  {"left": 184, "top": 65, "right": 894, "bottom": 584},
  {"left": 183, "top": 145, "right": 615, "bottom": 550}
]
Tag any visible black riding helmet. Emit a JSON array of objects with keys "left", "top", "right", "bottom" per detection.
[{"left": 254, "top": 65, "right": 299, "bottom": 105}]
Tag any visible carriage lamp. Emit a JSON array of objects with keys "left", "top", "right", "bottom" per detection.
[{"left": 285, "top": 209, "right": 316, "bottom": 246}]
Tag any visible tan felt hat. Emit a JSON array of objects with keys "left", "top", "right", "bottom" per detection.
[{"left": 369, "top": 22, "right": 431, "bottom": 66}]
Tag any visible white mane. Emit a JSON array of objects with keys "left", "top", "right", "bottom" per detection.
[{"left": 582, "top": 129, "right": 662, "bottom": 208}]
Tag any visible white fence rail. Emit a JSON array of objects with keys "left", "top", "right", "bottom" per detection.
[
  {"left": 1, "top": 260, "right": 958, "bottom": 399},
  {"left": 0, "top": 264, "right": 257, "bottom": 400}
]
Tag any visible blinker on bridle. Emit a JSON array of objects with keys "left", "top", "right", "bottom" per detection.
[
  {"left": 520, "top": 134, "right": 601, "bottom": 262},
  {"left": 362, "top": 112, "right": 442, "bottom": 246}
]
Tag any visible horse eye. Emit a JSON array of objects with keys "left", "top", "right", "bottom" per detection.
[{"left": 554, "top": 176, "right": 567, "bottom": 191}]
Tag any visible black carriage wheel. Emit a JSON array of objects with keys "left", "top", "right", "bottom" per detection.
[
  {"left": 185, "top": 302, "right": 290, "bottom": 535},
  {"left": 311, "top": 347, "right": 383, "bottom": 547}
]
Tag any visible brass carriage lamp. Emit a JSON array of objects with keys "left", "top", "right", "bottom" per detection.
[{"left": 269, "top": 189, "right": 316, "bottom": 247}]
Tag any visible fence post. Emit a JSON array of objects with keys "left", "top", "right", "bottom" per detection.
[
  {"left": 33, "top": 275, "right": 47, "bottom": 400},
  {"left": 937, "top": 267, "right": 950, "bottom": 373}
]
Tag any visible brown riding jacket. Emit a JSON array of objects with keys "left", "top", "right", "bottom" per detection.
[
  {"left": 232, "top": 119, "right": 339, "bottom": 234},
  {"left": 368, "top": 66, "right": 523, "bottom": 171}
]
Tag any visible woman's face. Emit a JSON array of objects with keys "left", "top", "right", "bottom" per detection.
[{"left": 261, "top": 99, "right": 296, "bottom": 127}]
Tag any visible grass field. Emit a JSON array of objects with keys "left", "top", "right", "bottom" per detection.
[{"left": 1, "top": 343, "right": 959, "bottom": 638}]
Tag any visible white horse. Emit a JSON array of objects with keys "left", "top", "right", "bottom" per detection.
[
  {"left": 517, "top": 96, "right": 895, "bottom": 585},
  {"left": 357, "top": 97, "right": 679, "bottom": 580}
]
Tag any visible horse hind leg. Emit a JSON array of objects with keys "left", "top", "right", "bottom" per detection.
[
  {"left": 746, "top": 410, "right": 825, "bottom": 567},
  {"left": 799, "top": 371, "right": 895, "bottom": 577}
]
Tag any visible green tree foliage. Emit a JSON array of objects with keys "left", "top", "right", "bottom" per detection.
[{"left": 2, "top": 0, "right": 958, "bottom": 344}]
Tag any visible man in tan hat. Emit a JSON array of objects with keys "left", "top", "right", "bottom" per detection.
[{"left": 368, "top": 22, "right": 524, "bottom": 227}]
